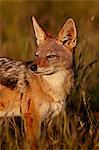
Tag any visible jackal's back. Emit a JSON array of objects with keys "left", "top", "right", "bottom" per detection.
[{"left": 0, "top": 57, "right": 31, "bottom": 92}]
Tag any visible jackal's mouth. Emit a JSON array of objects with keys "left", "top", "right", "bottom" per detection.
[{"left": 34, "top": 67, "right": 57, "bottom": 75}]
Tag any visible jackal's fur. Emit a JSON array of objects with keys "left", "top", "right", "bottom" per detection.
[{"left": 0, "top": 17, "right": 77, "bottom": 149}]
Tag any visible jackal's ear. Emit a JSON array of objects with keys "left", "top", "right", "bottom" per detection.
[
  {"left": 57, "top": 18, "right": 77, "bottom": 48},
  {"left": 32, "top": 16, "right": 47, "bottom": 45}
]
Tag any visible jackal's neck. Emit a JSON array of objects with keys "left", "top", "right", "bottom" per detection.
[{"left": 39, "top": 69, "right": 74, "bottom": 103}]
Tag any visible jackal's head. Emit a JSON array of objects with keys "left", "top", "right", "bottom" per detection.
[{"left": 32, "top": 17, "right": 77, "bottom": 75}]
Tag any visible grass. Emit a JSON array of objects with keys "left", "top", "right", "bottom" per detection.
[{"left": 0, "top": 1, "right": 99, "bottom": 150}]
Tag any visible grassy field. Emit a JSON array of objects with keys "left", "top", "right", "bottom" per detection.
[{"left": 0, "top": 1, "right": 99, "bottom": 150}]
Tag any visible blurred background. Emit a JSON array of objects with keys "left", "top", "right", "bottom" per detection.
[{"left": 0, "top": 1, "right": 99, "bottom": 149}]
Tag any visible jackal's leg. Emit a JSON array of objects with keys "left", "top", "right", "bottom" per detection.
[
  {"left": 24, "top": 113, "right": 39, "bottom": 150},
  {"left": 22, "top": 95, "right": 40, "bottom": 150},
  {"left": 24, "top": 113, "right": 37, "bottom": 150}
]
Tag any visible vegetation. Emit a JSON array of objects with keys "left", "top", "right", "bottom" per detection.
[{"left": 0, "top": 1, "right": 99, "bottom": 150}]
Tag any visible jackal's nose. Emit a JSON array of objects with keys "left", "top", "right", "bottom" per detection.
[{"left": 30, "top": 64, "right": 37, "bottom": 71}]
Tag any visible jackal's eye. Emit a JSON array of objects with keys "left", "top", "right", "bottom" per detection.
[{"left": 46, "top": 52, "right": 57, "bottom": 59}]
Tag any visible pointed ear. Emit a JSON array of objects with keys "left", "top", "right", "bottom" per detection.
[
  {"left": 57, "top": 18, "right": 77, "bottom": 48},
  {"left": 32, "top": 16, "right": 47, "bottom": 45}
]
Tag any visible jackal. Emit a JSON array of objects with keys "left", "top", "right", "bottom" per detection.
[{"left": 0, "top": 17, "right": 77, "bottom": 149}]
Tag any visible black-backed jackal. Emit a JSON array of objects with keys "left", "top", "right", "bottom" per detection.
[{"left": 0, "top": 17, "right": 77, "bottom": 149}]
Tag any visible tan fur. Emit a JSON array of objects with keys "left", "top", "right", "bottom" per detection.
[{"left": 0, "top": 17, "right": 77, "bottom": 149}]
